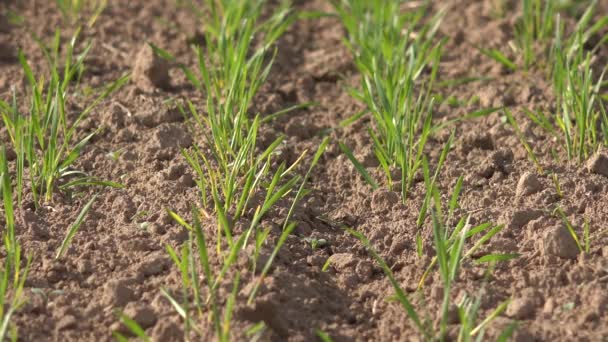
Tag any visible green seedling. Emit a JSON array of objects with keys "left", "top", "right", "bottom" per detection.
[
  {"left": 524, "top": 7, "right": 608, "bottom": 164},
  {"left": 504, "top": 108, "right": 544, "bottom": 174},
  {"left": 476, "top": 46, "right": 517, "bottom": 71},
  {"left": 348, "top": 177, "right": 516, "bottom": 340},
  {"left": 305, "top": 237, "right": 328, "bottom": 250},
  {"left": 245, "top": 322, "right": 267, "bottom": 341},
  {"left": 0, "top": 148, "right": 32, "bottom": 341},
  {"left": 112, "top": 311, "right": 151, "bottom": 342},
  {"left": 552, "top": 26, "right": 607, "bottom": 163},
  {"left": 56, "top": 0, "right": 107, "bottom": 27},
  {"left": 55, "top": 194, "right": 98, "bottom": 259},
  {"left": 0, "top": 29, "right": 127, "bottom": 206},
  {"left": 151, "top": 1, "right": 307, "bottom": 255},
  {"left": 554, "top": 207, "right": 590, "bottom": 253},
  {"left": 551, "top": 173, "right": 563, "bottom": 198},
  {"left": 480, "top": 0, "right": 607, "bottom": 71},
  {"left": 316, "top": 330, "right": 334, "bottom": 342},
  {"left": 515, "top": 0, "right": 557, "bottom": 69},
  {"left": 332, "top": 0, "right": 445, "bottom": 201},
  {"left": 154, "top": 3, "right": 328, "bottom": 337}
]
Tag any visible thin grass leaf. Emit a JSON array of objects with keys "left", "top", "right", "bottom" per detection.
[
  {"left": 114, "top": 312, "right": 151, "bottom": 342},
  {"left": 339, "top": 142, "right": 378, "bottom": 189},
  {"left": 346, "top": 228, "right": 428, "bottom": 338},
  {"left": 55, "top": 194, "right": 97, "bottom": 259},
  {"left": 474, "top": 253, "right": 520, "bottom": 264}
]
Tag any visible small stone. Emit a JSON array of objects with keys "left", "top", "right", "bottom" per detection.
[
  {"left": 139, "top": 255, "right": 169, "bottom": 277},
  {"left": 516, "top": 172, "right": 542, "bottom": 197},
  {"left": 328, "top": 253, "right": 356, "bottom": 273},
  {"left": 132, "top": 44, "right": 170, "bottom": 91},
  {"left": 479, "top": 87, "right": 499, "bottom": 107},
  {"left": 507, "top": 296, "right": 536, "bottom": 319},
  {"left": 124, "top": 303, "right": 157, "bottom": 329},
  {"left": 149, "top": 223, "right": 166, "bottom": 235},
  {"left": 101, "top": 103, "right": 127, "bottom": 129},
  {"left": 508, "top": 209, "right": 542, "bottom": 229},
  {"left": 178, "top": 174, "right": 194, "bottom": 188},
  {"left": 103, "top": 280, "right": 136, "bottom": 307},
  {"left": 371, "top": 190, "right": 400, "bottom": 212},
  {"left": 389, "top": 238, "right": 407, "bottom": 255},
  {"left": 238, "top": 299, "right": 288, "bottom": 337},
  {"left": 586, "top": 152, "right": 608, "bottom": 177},
  {"left": 542, "top": 225, "right": 580, "bottom": 260},
  {"left": 56, "top": 315, "right": 78, "bottom": 331},
  {"left": 151, "top": 124, "right": 192, "bottom": 150},
  {"left": 150, "top": 320, "right": 182, "bottom": 341},
  {"left": 135, "top": 106, "right": 182, "bottom": 128},
  {"left": 165, "top": 164, "right": 184, "bottom": 180},
  {"left": 306, "top": 254, "right": 325, "bottom": 267}
]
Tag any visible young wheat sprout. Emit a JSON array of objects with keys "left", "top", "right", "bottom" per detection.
[
  {"left": 139, "top": 1, "right": 328, "bottom": 340},
  {"left": 333, "top": 0, "right": 445, "bottom": 201},
  {"left": 0, "top": 29, "right": 127, "bottom": 205}
]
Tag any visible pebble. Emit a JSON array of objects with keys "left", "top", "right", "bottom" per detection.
[
  {"left": 149, "top": 223, "right": 166, "bottom": 235},
  {"left": 371, "top": 189, "right": 400, "bottom": 212},
  {"left": 151, "top": 124, "right": 192, "bottom": 150},
  {"left": 178, "top": 173, "right": 194, "bottom": 188},
  {"left": 124, "top": 303, "right": 157, "bottom": 329},
  {"left": 135, "top": 107, "right": 182, "bottom": 128},
  {"left": 151, "top": 321, "right": 182, "bottom": 341},
  {"left": 132, "top": 44, "right": 170, "bottom": 91},
  {"left": 328, "top": 253, "right": 356, "bottom": 272},
  {"left": 542, "top": 225, "right": 580, "bottom": 260},
  {"left": 507, "top": 296, "right": 536, "bottom": 319},
  {"left": 507, "top": 209, "right": 542, "bottom": 229},
  {"left": 139, "top": 255, "right": 168, "bottom": 277},
  {"left": 586, "top": 151, "right": 608, "bottom": 177},
  {"left": 516, "top": 172, "right": 542, "bottom": 197},
  {"left": 103, "top": 280, "right": 136, "bottom": 307}
]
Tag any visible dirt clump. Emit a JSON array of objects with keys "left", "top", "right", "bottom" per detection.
[
  {"left": 132, "top": 43, "right": 171, "bottom": 91},
  {"left": 586, "top": 151, "right": 608, "bottom": 177},
  {"left": 542, "top": 225, "right": 581, "bottom": 260}
]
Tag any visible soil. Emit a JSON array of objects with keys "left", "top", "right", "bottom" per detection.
[{"left": 1, "top": 0, "right": 608, "bottom": 341}]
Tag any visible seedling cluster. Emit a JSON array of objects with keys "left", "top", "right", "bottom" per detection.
[
  {"left": 0, "top": 0, "right": 606, "bottom": 341},
  {"left": 333, "top": 0, "right": 444, "bottom": 200}
]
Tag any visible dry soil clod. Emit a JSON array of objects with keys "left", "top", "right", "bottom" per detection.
[
  {"left": 516, "top": 172, "right": 542, "bottom": 197},
  {"left": 586, "top": 151, "right": 608, "bottom": 177},
  {"left": 542, "top": 225, "right": 580, "bottom": 260},
  {"left": 371, "top": 189, "right": 400, "bottom": 212},
  {"left": 507, "top": 295, "right": 537, "bottom": 320},
  {"left": 123, "top": 302, "right": 158, "bottom": 329},
  {"left": 133, "top": 44, "right": 171, "bottom": 91},
  {"left": 103, "top": 280, "right": 136, "bottom": 307}
]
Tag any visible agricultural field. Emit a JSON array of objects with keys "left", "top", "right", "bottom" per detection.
[{"left": 0, "top": 0, "right": 608, "bottom": 341}]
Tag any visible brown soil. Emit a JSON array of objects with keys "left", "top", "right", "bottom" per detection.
[{"left": 1, "top": 0, "right": 608, "bottom": 341}]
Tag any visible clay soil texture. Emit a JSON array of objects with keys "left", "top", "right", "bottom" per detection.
[{"left": 1, "top": 0, "right": 608, "bottom": 341}]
